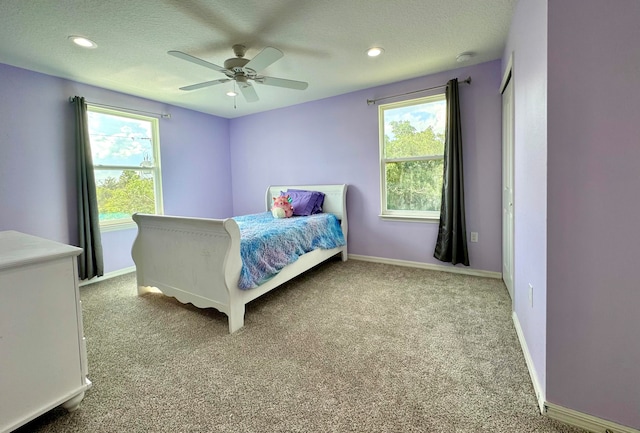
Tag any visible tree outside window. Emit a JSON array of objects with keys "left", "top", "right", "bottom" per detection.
[
  {"left": 87, "top": 106, "right": 163, "bottom": 229},
  {"left": 379, "top": 94, "right": 446, "bottom": 219}
]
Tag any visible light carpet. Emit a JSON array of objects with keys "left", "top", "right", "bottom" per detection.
[{"left": 17, "top": 260, "right": 587, "bottom": 433}]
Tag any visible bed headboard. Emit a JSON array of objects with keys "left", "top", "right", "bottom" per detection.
[{"left": 265, "top": 185, "right": 348, "bottom": 237}]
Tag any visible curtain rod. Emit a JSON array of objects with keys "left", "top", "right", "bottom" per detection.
[
  {"left": 68, "top": 97, "right": 171, "bottom": 119},
  {"left": 366, "top": 76, "right": 471, "bottom": 106}
]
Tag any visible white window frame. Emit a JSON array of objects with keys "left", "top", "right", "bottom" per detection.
[
  {"left": 87, "top": 105, "right": 164, "bottom": 232},
  {"left": 379, "top": 94, "right": 446, "bottom": 222}
]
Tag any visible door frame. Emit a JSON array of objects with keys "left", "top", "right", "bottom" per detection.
[{"left": 500, "top": 53, "right": 515, "bottom": 304}]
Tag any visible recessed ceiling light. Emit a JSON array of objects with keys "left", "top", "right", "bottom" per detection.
[
  {"left": 456, "top": 52, "right": 474, "bottom": 62},
  {"left": 68, "top": 36, "right": 97, "bottom": 49},
  {"left": 366, "top": 47, "right": 384, "bottom": 57},
  {"left": 226, "top": 90, "right": 238, "bottom": 97}
]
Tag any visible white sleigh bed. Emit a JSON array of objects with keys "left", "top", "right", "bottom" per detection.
[{"left": 131, "top": 184, "right": 348, "bottom": 333}]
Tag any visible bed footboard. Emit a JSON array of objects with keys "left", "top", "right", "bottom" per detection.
[{"left": 131, "top": 213, "right": 243, "bottom": 332}]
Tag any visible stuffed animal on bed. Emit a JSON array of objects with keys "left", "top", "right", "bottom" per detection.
[{"left": 272, "top": 195, "right": 294, "bottom": 218}]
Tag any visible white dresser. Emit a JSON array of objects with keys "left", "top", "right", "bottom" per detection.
[{"left": 0, "top": 231, "right": 91, "bottom": 433}]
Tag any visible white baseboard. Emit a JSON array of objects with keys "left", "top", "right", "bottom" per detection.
[
  {"left": 79, "top": 266, "right": 136, "bottom": 287},
  {"left": 544, "top": 402, "right": 639, "bottom": 433},
  {"left": 512, "top": 312, "right": 639, "bottom": 433},
  {"left": 348, "top": 254, "right": 502, "bottom": 279},
  {"left": 512, "top": 311, "right": 546, "bottom": 413}
]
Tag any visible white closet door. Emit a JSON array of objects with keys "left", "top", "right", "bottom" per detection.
[{"left": 502, "top": 76, "right": 515, "bottom": 301}]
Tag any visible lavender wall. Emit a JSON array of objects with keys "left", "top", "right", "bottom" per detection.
[
  {"left": 502, "top": 0, "right": 549, "bottom": 398},
  {"left": 160, "top": 107, "right": 231, "bottom": 219},
  {"left": 1, "top": 60, "right": 501, "bottom": 275},
  {"left": 0, "top": 64, "right": 77, "bottom": 242},
  {"left": 547, "top": 0, "right": 640, "bottom": 428},
  {"left": 0, "top": 63, "right": 233, "bottom": 275},
  {"left": 230, "top": 61, "right": 503, "bottom": 273}
]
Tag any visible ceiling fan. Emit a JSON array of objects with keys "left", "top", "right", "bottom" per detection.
[{"left": 168, "top": 44, "right": 308, "bottom": 102}]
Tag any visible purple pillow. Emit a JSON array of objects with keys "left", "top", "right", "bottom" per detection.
[
  {"left": 282, "top": 189, "right": 325, "bottom": 216},
  {"left": 288, "top": 189, "right": 325, "bottom": 214},
  {"left": 312, "top": 192, "right": 326, "bottom": 214}
]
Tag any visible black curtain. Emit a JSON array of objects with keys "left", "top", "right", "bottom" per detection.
[
  {"left": 434, "top": 79, "right": 469, "bottom": 266},
  {"left": 73, "top": 96, "right": 104, "bottom": 279}
]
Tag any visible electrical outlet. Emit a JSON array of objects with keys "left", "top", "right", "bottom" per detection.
[
  {"left": 470, "top": 232, "right": 478, "bottom": 243},
  {"left": 528, "top": 283, "right": 533, "bottom": 307}
]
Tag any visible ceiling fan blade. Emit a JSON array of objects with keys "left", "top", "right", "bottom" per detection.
[
  {"left": 239, "top": 82, "right": 259, "bottom": 103},
  {"left": 258, "top": 76, "right": 308, "bottom": 90},
  {"left": 244, "top": 47, "right": 283, "bottom": 72},
  {"left": 179, "top": 79, "right": 230, "bottom": 91},
  {"left": 168, "top": 50, "right": 228, "bottom": 73}
]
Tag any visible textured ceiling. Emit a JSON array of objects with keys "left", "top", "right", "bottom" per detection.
[{"left": 0, "top": 0, "right": 515, "bottom": 118}]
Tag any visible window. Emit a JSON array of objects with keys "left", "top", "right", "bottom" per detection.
[
  {"left": 379, "top": 94, "right": 446, "bottom": 220},
  {"left": 87, "top": 106, "right": 163, "bottom": 230}
]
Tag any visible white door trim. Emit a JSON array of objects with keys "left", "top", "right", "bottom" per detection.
[{"left": 501, "top": 53, "right": 515, "bottom": 302}]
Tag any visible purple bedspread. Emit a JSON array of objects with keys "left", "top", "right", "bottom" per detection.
[{"left": 232, "top": 212, "right": 345, "bottom": 290}]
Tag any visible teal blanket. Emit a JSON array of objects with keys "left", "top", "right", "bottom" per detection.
[{"left": 232, "top": 212, "right": 345, "bottom": 289}]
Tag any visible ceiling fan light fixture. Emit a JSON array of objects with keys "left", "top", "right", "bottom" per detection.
[
  {"left": 366, "top": 47, "right": 384, "bottom": 57},
  {"left": 68, "top": 35, "right": 97, "bottom": 49},
  {"left": 226, "top": 90, "right": 238, "bottom": 97}
]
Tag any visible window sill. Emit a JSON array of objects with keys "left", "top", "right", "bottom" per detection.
[
  {"left": 379, "top": 214, "right": 440, "bottom": 223},
  {"left": 99, "top": 221, "right": 137, "bottom": 233}
]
